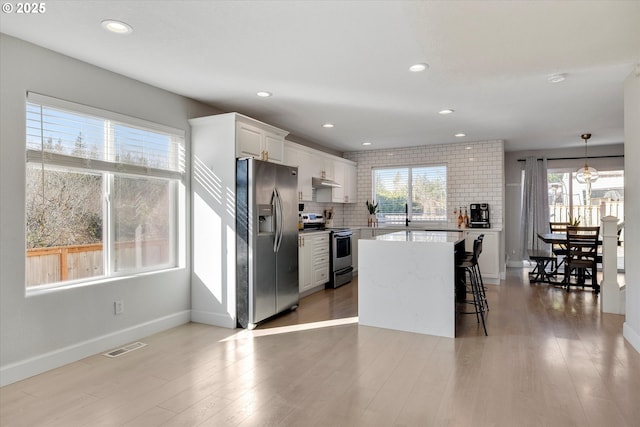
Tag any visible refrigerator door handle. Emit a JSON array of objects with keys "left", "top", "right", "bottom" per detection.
[
  {"left": 272, "top": 189, "right": 278, "bottom": 253},
  {"left": 274, "top": 187, "right": 284, "bottom": 252}
]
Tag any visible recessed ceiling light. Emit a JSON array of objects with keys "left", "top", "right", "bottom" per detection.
[
  {"left": 455, "top": 133, "right": 466, "bottom": 138},
  {"left": 465, "top": 146, "right": 472, "bottom": 150},
  {"left": 101, "top": 19, "right": 133, "bottom": 34},
  {"left": 439, "top": 109, "right": 455, "bottom": 115},
  {"left": 362, "top": 142, "right": 372, "bottom": 146},
  {"left": 547, "top": 73, "right": 566, "bottom": 83},
  {"left": 256, "top": 91, "right": 272, "bottom": 97},
  {"left": 409, "top": 63, "right": 429, "bottom": 72},
  {"left": 322, "top": 123, "right": 334, "bottom": 128}
]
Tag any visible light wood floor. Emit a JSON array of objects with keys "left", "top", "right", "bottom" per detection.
[{"left": 1, "top": 269, "right": 638, "bottom": 426}]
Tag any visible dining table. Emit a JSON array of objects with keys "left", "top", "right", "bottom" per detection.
[{"left": 536, "top": 232, "right": 602, "bottom": 290}]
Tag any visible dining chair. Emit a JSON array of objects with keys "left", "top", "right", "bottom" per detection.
[
  {"left": 564, "top": 226, "right": 600, "bottom": 293},
  {"left": 548, "top": 222, "right": 569, "bottom": 272}
]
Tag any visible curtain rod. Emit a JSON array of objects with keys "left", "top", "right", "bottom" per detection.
[{"left": 517, "top": 155, "right": 624, "bottom": 162}]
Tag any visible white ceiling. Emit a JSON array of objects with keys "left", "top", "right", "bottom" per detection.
[{"left": 1, "top": 1, "right": 638, "bottom": 153}]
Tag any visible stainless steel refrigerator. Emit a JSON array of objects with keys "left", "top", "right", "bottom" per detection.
[{"left": 236, "top": 158, "right": 299, "bottom": 329}]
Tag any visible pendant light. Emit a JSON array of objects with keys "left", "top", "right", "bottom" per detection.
[{"left": 575, "top": 133, "right": 598, "bottom": 184}]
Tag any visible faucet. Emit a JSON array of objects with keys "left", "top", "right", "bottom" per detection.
[{"left": 405, "top": 203, "right": 411, "bottom": 227}]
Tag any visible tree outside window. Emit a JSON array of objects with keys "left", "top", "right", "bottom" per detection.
[
  {"left": 373, "top": 165, "right": 447, "bottom": 224},
  {"left": 25, "top": 94, "right": 184, "bottom": 288}
]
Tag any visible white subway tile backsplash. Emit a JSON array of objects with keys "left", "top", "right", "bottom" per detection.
[{"left": 343, "top": 140, "right": 504, "bottom": 228}]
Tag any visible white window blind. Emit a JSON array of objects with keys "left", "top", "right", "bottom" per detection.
[
  {"left": 373, "top": 165, "right": 447, "bottom": 223},
  {"left": 26, "top": 93, "right": 185, "bottom": 180},
  {"left": 24, "top": 93, "right": 183, "bottom": 289}
]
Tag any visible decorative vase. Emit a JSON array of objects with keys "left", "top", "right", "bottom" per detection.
[{"left": 368, "top": 214, "right": 377, "bottom": 227}]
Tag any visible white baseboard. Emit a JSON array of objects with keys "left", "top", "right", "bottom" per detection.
[
  {"left": 623, "top": 322, "right": 640, "bottom": 354},
  {"left": 190, "top": 309, "right": 236, "bottom": 329},
  {"left": 0, "top": 310, "right": 191, "bottom": 387}
]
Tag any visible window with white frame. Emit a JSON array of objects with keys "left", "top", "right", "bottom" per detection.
[
  {"left": 547, "top": 169, "right": 624, "bottom": 226},
  {"left": 25, "top": 93, "right": 185, "bottom": 288},
  {"left": 372, "top": 165, "right": 447, "bottom": 223}
]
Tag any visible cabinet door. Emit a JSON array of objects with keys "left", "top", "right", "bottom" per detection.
[
  {"left": 351, "top": 229, "right": 360, "bottom": 272},
  {"left": 465, "top": 231, "right": 499, "bottom": 279},
  {"left": 331, "top": 161, "right": 345, "bottom": 203},
  {"left": 236, "top": 122, "right": 263, "bottom": 158},
  {"left": 264, "top": 131, "right": 284, "bottom": 164},
  {"left": 344, "top": 163, "right": 357, "bottom": 203},
  {"left": 298, "top": 235, "right": 314, "bottom": 292},
  {"left": 284, "top": 144, "right": 313, "bottom": 201},
  {"left": 312, "top": 234, "right": 330, "bottom": 286},
  {"left": 314, "top": 156, "right": 334, "bottom": 180}
]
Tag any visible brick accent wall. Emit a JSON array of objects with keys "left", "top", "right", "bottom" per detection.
[{"left": 341, "top": 140, "right": 504, "bottom": 228}]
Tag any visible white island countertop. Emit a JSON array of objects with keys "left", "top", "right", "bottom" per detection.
[
  {"left": 358, "top": 230, "right": 466, "bottom": 338},
  {"left": 373, "top": 230, "right": 464, "bottom": 244}
]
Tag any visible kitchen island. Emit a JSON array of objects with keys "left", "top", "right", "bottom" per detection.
[{"left": 358, "top": 230, "right": 465, "bottom": 338}]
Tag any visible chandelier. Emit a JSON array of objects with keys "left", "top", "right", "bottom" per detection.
[{"left": 575, "top": 133, "right": 598, "bottom": 184}]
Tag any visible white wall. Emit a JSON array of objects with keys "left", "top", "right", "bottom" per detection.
[
  {"left": 623, "top": 68, "right": 640, "bottom": 352},
  {"left": 0, "top": 34, "right": 219, "bottom": 386}
]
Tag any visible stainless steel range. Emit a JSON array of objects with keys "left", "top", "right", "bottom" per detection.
[
  {"left": 301, "top": 213, "right": 354, "bottom": 289},
  {"left": 328, "top": 228, "right": 353, "bottom": 288}
]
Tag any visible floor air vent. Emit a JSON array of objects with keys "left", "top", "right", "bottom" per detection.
[{"left": 103, "top": 342, "right": 147, "bottom": 358}]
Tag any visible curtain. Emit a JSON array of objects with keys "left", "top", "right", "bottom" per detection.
[{"left": 520, "top": 157, "right": 550, "bottom": 259}]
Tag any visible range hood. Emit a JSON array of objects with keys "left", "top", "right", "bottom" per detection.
[{"left": 312, "top": 176, "right": 341, "bottom": 188}]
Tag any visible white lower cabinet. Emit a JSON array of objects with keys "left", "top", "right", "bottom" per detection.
[
  {"left": 298, "top": 235, "right": 313, "bottom": 292},
  {"left": 351, "top": 229, "right": 360, "bottom": 272},
  {"left": 313, "top": 235, "right": 330, "bottom": 286},
  {"left": 464, "top": 230, "right": 500, "bottom": 283},
  {"left": 299, "top": 232, "right": 330, "bottom": 293}
]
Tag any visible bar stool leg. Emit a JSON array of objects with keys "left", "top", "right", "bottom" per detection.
[{"left": 463, "top": 264, "right": 488, "bottom": 336}]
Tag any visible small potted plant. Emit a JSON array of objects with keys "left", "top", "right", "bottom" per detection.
[
  {"left": 569, "top": 215, "right": 581, "bottom": 226},
  {"left": 366, "top": 200, "right": 378, "bottom": 227}
]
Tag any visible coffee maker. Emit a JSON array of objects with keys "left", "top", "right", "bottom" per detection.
[{"left": 470, "top": 203, "right": 490, "bottom": 228}]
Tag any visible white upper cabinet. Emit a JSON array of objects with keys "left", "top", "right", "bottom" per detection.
[
  {"left": 284, "top": 142, "right": 314, "bottom": 201},
  {"left": 236, "top": 118, "right": 286, "bottom": 163},
  {"left": 331, "top": 161, "right": 345, "bottom": 202},
  {"left": 316, "top": 158, "right": 357, "bottom": 203},
  {"left": 344, "top": 162, "right": 357, "bottom": 203},
  {"left": 311, "top": 155, "right": 335, "bottom": 180},
  {"left": 283, "top": 140, "right": 357, "bottom": 204}
]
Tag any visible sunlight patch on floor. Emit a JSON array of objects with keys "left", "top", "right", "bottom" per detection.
[{"left": 219, "top": 317, "right": 359, "bottom": 342}]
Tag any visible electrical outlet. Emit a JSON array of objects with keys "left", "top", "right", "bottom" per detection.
[{"left": 114, "top": 300, "right": 124, "bottom": 315}]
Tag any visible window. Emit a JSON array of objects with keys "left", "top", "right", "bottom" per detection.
[
  {"left": 548, "top": 170, "right": 624, "bottom": 226},
  {"left": 25, "top": 93, "right": 185, "bottom": 288},
  {"left": 372, "top": 165, "right": 447, "bottom": 224}
]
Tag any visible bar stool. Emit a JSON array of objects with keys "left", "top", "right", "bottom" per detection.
[
  {"left": 456, "top": 237, "right": 488, "bottom": 335},
  {"left": 461, "top": 234, "right": 488, "bottom": 311}
]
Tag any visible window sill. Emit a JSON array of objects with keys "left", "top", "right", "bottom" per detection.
[{"left": 25, "top": 266, "right": 186, "bottom": 297}]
